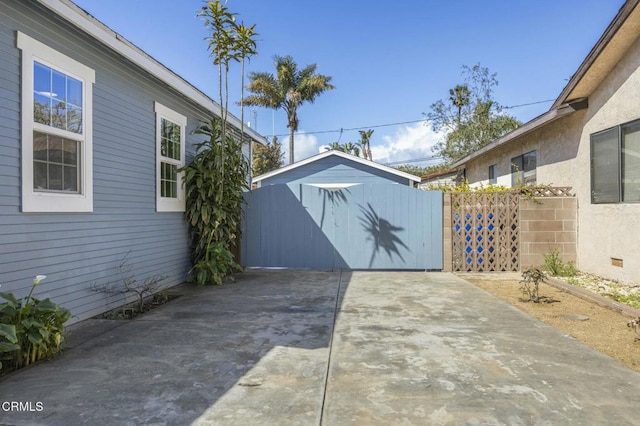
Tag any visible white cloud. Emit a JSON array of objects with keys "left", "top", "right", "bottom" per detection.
[
  {"left": 371, "top": 122, "right": 445, "bottom": 166},
  {"left": 283, "top": 131, "right": 321, "bottom": 164}
]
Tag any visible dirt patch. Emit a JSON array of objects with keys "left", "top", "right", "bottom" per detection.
[
  {"left": 461, "top": 275, "right": 640, "bottom": 373},
  {"left": 96, "top": 292, "right": 180, "bottom": 320}
]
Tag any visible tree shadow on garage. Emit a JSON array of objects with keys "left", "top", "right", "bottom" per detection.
[{"left": 358, "top": 202, "right": 410, "bottom": 268}]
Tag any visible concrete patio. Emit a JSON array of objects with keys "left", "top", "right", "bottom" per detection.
[{"left": 1, "top": 270, "right": 639, "bottom": 425}]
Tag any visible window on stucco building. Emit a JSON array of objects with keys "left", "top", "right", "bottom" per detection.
[
  {"left": 510, "top": 151, "right": 536, "bottom": 186},
  {"left": 591, "top": 119, "right": 640, "bottom": 204},
  {"left": 488, "top": 164, "right": 497, "bottom": 185}
]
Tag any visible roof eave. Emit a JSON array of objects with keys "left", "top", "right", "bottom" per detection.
[
  {"left": 451, "top": 98, "right": 588, "bottom": 168},
  {"left": 420, "top": 168, "right": 457, "bottom": 180},
  {"left": 552, "top": 0, "right": 640, "bottom": 109}
]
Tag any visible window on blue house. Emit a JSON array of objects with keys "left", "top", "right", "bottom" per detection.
[
  {"left": 17, "top": 32, "right": 95, "bottom": 212},
  {"left": 155, "top": 102, "right": 186, "bottom": 212}
]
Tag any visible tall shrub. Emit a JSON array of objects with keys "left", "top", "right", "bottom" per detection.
[
  {"left": 182, "top": 1, "right": 257, "bottom": 285},
  {"left": 182, "top": 119, "right": 249, "bottom": 285}
]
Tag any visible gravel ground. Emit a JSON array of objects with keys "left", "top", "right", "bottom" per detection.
[
  {"left": 461, "top": 273, "right": 640, "bottom": 373},
  {"left": 560, "top": 272, "right": 640, "bottom": 309}
]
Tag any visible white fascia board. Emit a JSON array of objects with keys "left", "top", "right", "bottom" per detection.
[
  {"left": 38, "top": 0, "right": 267, "bottom": 145},
  {"left": 253, "top": 150, "right": 422, "bottom": 183}
]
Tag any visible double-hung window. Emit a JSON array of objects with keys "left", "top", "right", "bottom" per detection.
[
  {"left": 591, "top": 120, "right": 640, "bottom": 203},
  {"left": 155, "top": 102, "right": 186, "bottom": 212},
  {"left": 511, "top": 151, "right": 537, "bottom": 186},
  {"left": 17, "top": 32, "right": 95, "bottom": 212}
]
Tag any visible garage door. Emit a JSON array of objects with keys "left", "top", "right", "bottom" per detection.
[{"left": 242, "top": 183, "right": 442, "bottom": 270}]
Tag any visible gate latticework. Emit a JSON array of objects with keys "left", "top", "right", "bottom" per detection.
[{"left": 451, "top": 193, "right": 519, "bottom": 272}]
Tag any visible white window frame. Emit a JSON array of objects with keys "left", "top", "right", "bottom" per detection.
[
  {"left": 155, "top": 102, "right": 186, "bottom": 212},
  {"left": 17, "top": 32, "right": 95, "bottom": 212}
]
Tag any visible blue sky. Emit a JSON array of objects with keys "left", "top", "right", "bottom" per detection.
[{"left": 73, "top": 0, "right": 624, "bottom": 165}]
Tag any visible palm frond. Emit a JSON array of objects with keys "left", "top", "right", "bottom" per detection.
[
  {"left": 298, "top": 63, "right": 318, "bottom": 82},
  {"left": 297, "top": 74, "right": 335, "bottom": 103},
  {"left": 242, "top": 94, "right": 280, "bottom": 109}
]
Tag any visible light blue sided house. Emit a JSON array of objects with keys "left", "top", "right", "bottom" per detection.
[
  {"left": 0, "top": 0, "right": 266, "bottom": 323},
  {"left": 243, "top": 150, "right": 443, "bottom": 270}
]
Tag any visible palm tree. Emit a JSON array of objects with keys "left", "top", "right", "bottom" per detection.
[
  {"left": 358, "top": 129, "right": 374, "bottom": 160},
  {"left": 325, "top": 142, "right": 345, "bottom": 152},
  {"left": 342, "top": 142, "right": 360, "bottom": 157},
  {"left": 449, "top": 84, "right": 470, "bottom": 124},
  {"left": 243, "top": 55, "right": 335, "bottom": 164}
]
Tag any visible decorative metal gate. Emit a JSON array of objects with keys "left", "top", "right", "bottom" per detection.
[{"left": 451, "top": 192, "right": 520, "bottom": 272}]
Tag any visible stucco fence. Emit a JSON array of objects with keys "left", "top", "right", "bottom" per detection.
[{"left": 441, "top": 189, "right": 576, "bottom": 272}]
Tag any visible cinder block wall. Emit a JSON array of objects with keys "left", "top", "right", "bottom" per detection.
[
  {"left": 519, "top": 197, "right": 577, "bottom": 268},
  {"left": 441, "top": 194, "right": 577, "bottom": 272}
]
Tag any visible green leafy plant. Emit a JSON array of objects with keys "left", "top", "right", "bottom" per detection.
[
  {"left": 192, "top": 241, "right": 240, "bottom": 286},
  {"left": 182, "top": 119, "right": 248, "bottom": 285},
  {"left": 183, "top": 1, "right": 255, "bottom": 286},
  {"left": 605, "top": 293, "right": 640, "bottom": 310},
  {"left": 423, "top": 179, "right": 508, "bottom": 193},
  {"left": 252, "top": 136, "right": 284, "bottom": 176},
  {"left": 424, "top": 178, "right": 555, "bottom": 197},
  {"left": 520, "top": 266, "right": 547, "bottom": 303},
  {"left": 0, "top": 322, "right": 19, "bottom": 372},
  {"left": 425, "top": 180, "right": 562, "bottom": 210},
  {"left": 543, "top": 249, "right": 577, "bottom": 277},
  {"left": 0, "top": 276, "right": 73, "bottom": 372},
  {"left": 425, "top": 64, "right": 521, "bottom": 163}
]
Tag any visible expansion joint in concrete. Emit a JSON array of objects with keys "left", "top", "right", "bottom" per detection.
[{"left": 319, "top": 269, "right": 343, "bottom": 425}]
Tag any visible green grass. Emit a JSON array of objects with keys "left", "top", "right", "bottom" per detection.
[{"left": 604, "top": 293, "right": 640, "bottom": 309}]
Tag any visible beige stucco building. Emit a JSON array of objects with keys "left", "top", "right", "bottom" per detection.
[{"left": 453, "top": 0, "right": 640, "bottom": 285}]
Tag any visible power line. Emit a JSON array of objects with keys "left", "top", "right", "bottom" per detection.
[
  {"left": 377, "top": 99, "right": 555, "bottom": 167},
  {"left": 269, "top": 98, "right": 555, "bottom": 139},
  {"left": 272, "top": 119, "right": 428, "bottom": 138},
  {"left": 503, "top": 99, "right": 555, "bottom": 109},
  {"left": 382, "top": 156, "right": 442, "bottom": 166}
]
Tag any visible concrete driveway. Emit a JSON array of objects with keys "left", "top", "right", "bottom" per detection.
[{"left": 1, "top": 271, "right": 639, "bottom": 425}]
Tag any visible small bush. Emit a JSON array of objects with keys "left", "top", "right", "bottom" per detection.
[
  {"left": 543, "top": 249, "right": 577, "bottom": 277},
  {"left": 423, "top": 179, "right": 556, "bottom": 199},
  {"left": 0, "top": 276, "right": 73, "bottom": 372},
  {"left": 520, "top": 266, "right": 547, "bottom": 303},
  {"left": 92, "top": 251, "right": 166, "bottom": 314}
]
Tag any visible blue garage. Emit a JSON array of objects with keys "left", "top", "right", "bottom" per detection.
[{"left": 242, "top": 150, "right": 443, "bottom": 270}]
